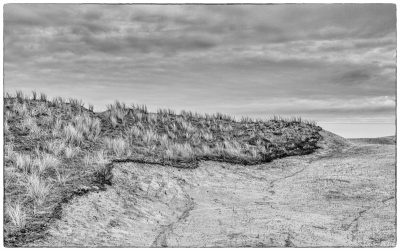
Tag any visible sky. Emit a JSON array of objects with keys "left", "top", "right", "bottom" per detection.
[{"left": 4, "top": 4, "right": 396, "bottom": 138}]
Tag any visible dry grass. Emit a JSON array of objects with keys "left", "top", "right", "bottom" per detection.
[
  {"left": 13, "top": 102, "right": 28, "bottom": 116},
  {"left": 25, "top": 173, "right": 51, "bottom": 206},
  {"left": 63, "top": 124, "right": 84, "bottom": 146},
  {"left": 142, "top": 129, "right": 158, "bottom": 144},
  {"left": 46, "top": 140, "right": 66, "bottom": 156},
  {"left": 13, "top": 154, "right": 33, "bottom": 173},
  {"left": 83, "top": 153, "right": 92, "bottom": 167},
  {"left": 31, "top": 91, "right": 37, "bottom": 100},
  {"left": 34, "top": 154, "right": 60, "bottom": 174},
  {"left": 4, "top": 120, "right": 10, "bottom": 134},
  {"left": 40, "top": 93, "right": 47, "bottom": 102},
  {"left": 104, "top": 137, "right": 129, "bottom": 157},
  {"left": 171, "top": 142, "right": 195, "bottom": 159},
  {"left": 54, "top": 168, "right": 70, "bottom": 186},
  {"left": 64, "top": 146, "right": 80, "bottom": 158},
  {"left": 6, "top": 202, "right": 26, "bottom": 230},
  {"left": 5, "top": 143, "right": 15, "bottom": 161},
  {"left": 73, "top": 114, "right": 101, "bottom": 140},
  {"left": 93, "top": 150, "right": 109, "bottom": 166}
]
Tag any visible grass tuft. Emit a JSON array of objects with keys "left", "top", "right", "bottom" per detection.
[
  {"left": 13, "top": 154, "right": 33, "bottom": 173},
  {"left": 40, "top": 93, "right": 47, "bottom": 102},
  {"left": 25, "top": 173, "right": 51, "bottom": 206},
  {"left": 63, "top": 124, "right": 84, "bottom": 146},
  {"left": 6, "top": 202, "right": 26, "bottom": 229},
  {"left": 34, "top": 154, "right": 60, "bottom": 174},
  {"left": 104, "top": 137, "right": 129, "bottom": 157}
]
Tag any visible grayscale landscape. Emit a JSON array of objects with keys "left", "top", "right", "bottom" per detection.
[{"left": 3, "top": 3, "right": 396, "bottom": 248}]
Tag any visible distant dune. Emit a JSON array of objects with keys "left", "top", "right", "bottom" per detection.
[{"left": 348, "top": 136, "right": 396, "bottom": 145}]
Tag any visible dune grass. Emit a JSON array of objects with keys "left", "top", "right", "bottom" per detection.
[{"left": 3, "top": 90, "right": 322, "bottom": 246}]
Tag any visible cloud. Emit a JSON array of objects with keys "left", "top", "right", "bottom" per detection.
[
  {"left": 4, "top": 4, "right": 396, "bottom": 134},
  {"left": 336, "top": 69, "right": 372, "bottom": 84}
]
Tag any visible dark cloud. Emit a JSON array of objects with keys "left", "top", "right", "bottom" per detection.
[{"left": 336, "top": 69, "right": 372, "bottom": 84}]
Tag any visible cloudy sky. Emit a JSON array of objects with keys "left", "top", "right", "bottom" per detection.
[{"left": 4, "top": 4, "right": 396, "bottom": 137}]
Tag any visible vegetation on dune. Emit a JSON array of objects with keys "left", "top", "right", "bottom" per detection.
[{"left": 3, "top": 91, "right": 322, "bottom": 246}]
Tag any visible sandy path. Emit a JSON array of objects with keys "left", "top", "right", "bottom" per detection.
[{"left": 32, "top": 132, "right": 396, "bottom": 247}]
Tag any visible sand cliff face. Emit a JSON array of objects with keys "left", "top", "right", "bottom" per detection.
[{"left": 33, "top": 131, "right": 396, "bottom": 247}]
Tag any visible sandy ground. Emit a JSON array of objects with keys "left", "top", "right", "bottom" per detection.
[{"left": 32, "top": 131, "right": 396, "bottom": 247}]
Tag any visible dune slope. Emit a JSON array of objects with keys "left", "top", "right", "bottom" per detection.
[{"left": 3, "top": 93, "right": 322, "bottom": 246}]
